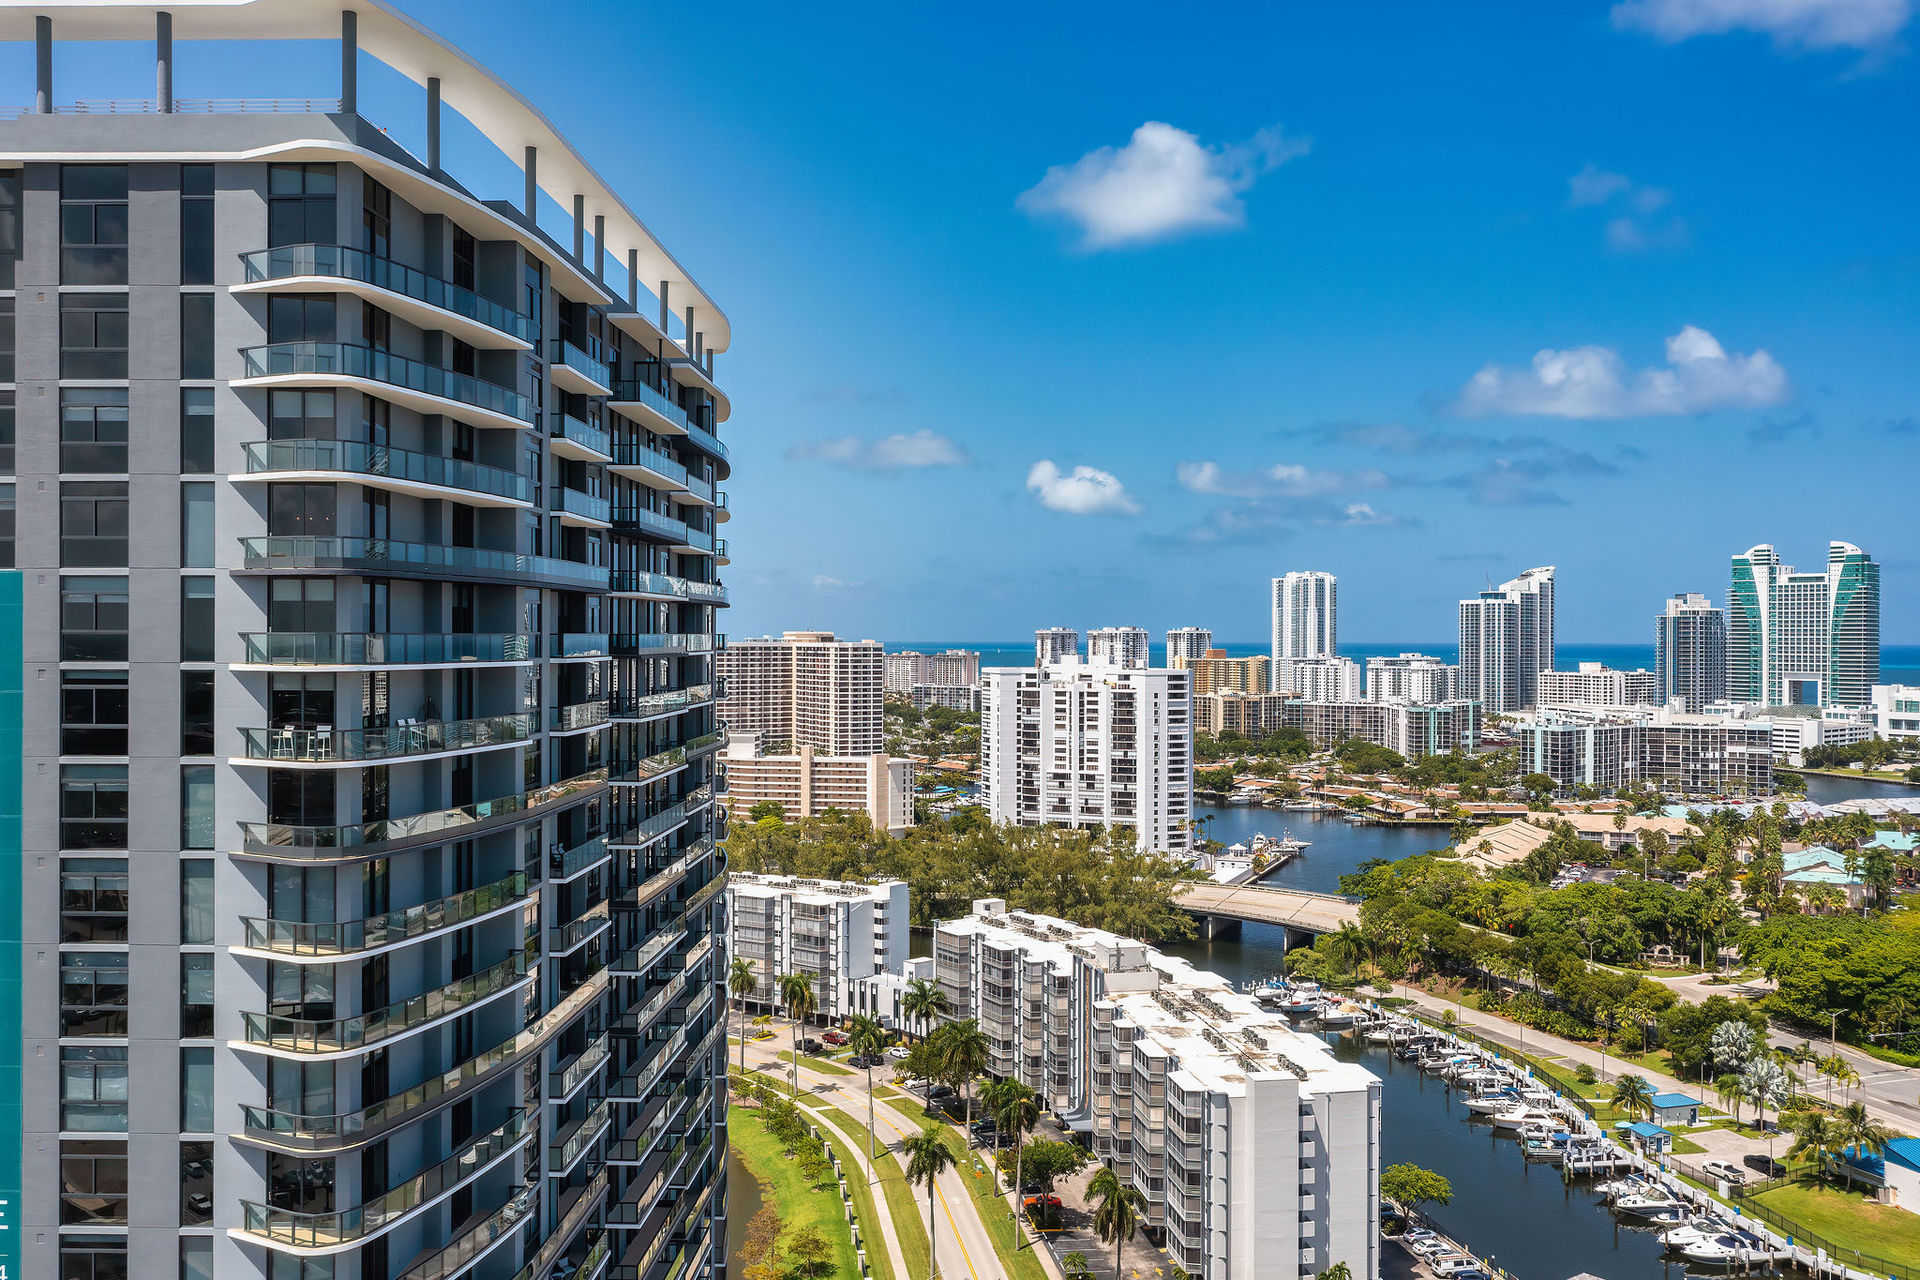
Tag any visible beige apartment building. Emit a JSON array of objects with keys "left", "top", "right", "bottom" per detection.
[
  {"left": 1196, "top": 690, "right": 1300, "bottom": 735},
  {"left": 722, "top": 731, "right": 914, "bottom": 833},
  {"left": 1174, "top": 648, "right": 1272, "bottom": 696}
]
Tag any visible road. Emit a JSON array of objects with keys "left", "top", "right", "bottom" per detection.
[{"left": 1174, "top": 881, "right": 1360, "bottom": 934}]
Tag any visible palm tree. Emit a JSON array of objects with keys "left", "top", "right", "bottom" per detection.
[
  {"left": 1610, "top": 1074, "right": 1655, "bottom": 1122},
  {"left": 1787, "top": 1110, "right": 1840, "bottom": 1184},
  {"left": 1062, "top": 1252, "right": 1091, "bottom": 1280},
  {"left": 728, "top": 956, "right": 758, "bottom": 1077},
  {"left": 995, "top": 1082, "right": 1041, "bottom": 1247},
  {"left": 1714, "top": 1073, "right": 1745, "bottom": 1125},
  {"left": 847, "top": 1012, "right": 888, "bottom": 1161},
  {"left": 936, "top": 1017, "right": 991, "bottom": 1125},
  {"left": 902, "top": 977, "right": 950, "bottom": 1043},
  {"left": 1742, "top": 1058, "right": 1792, "bottom": 1153},
  {"left": 777, "top": 971, "right": 818, "bottom": 1098},
  {"left": 904, "top": 1126, "right": 956, "bottom": 1280},
  {"left": 1318, "top": 1265, "right": 1354, "bottom": 1280},
  {"left": 1836, "top": 1101, "right": 1894, "bottom": 1194},
  {"left": 1088, "top": 1165, "right": 1147, "bottom": 1280}
]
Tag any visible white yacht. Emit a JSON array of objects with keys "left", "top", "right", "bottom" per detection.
[{"left": 1491, "top": 1105, "right": 1558, "bottom": 1131}]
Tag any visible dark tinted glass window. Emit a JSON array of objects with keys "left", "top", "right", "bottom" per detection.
[
  {"left": 268, "top": 295, "right": 334, "bottom": 344},
  {"left": 60, "top": 764, "right": 129, "bottom": 850},
  {"left": 61, "top": 577, "right": 129, "bottom": 661},
  {"left": 180, "top": 293, "right": 215, "bottom": 378},
  {"left": 267, "top": 163, "right": 336, "bottom": 247},
  {"left": 0, "top": 298, "right": 13, "bottom": 381},
  {"left": 61, "top": 165, "right": 128, "bottom": 284},
  {"left": 181, "top": 387, "right": 214, "bottom": 473},
  {"left": 0, "top": 172, "right": 20, "bottom": 289},
  {"left": 60, "top": 481, "right": 129, "bottom": 567},
  {"left": 181, "top": 163, "right": 215, "bottom": 284},
  {"left": 59, "top": 1142, "right": 129, "bottom": 1223},
  {"left": 59, "top": 389, "right": 129, "bottom": 473},
  {"left": 60, "top": 955, "right": 130, "bottom": 1037},
  {"left": 60, "top": 294, "right": 129, "bottom": 379},
  {"left": 268, "top": 483, "right": 335, "bottom": 536},
  {"left": 269, "top": 578, "right": 334, "bottom": 632},
  {"left": 60, "top": 858, "right": 128, "bottom": 944},
  {"left": 181, "top": 577, "right": 214, "bottom": 662},
  {"left": 60, "top": 669, "right": 129, "bottom": 755},
  {"left": 182, "top": 670, "right": 214, "bottom": 755},
  {"left": 269, "top": 389, "right": 335, "bottom": 440}
]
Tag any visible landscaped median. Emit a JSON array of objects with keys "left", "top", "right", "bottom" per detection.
[{"left": 729, "top": 1099, "right": 863, "bottom": 1280}]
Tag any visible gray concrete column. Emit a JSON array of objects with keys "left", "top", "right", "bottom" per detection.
[
  {"left": 593, "top": 214, "right": 604, "bottom": 278},
  {"left": 524, "top": 146, "right": 538, "bottom": 220},
  {"left": 34, "top": 16, "right": 52, "bottom": 115},
  {"left": 683, "top": 306, "right": 694, "bottom": 354},
  {"left": 659, "top": 281, "right": 670, "bottom": 334},
  {"left": 340, "top": 10, "right": 357, "bottom": 114},
  {"left": 425, "top": 76, "right": 440, "bottom": 170},
  {"left": 627, "top": 250, "right": 638, "bottom": 308},
  {"left": 693, "top": 331, "right": 703, "bottom": 361},
  {"left": 571, "top": 194, "right": 585, "bottom": 262},
  {"left": 156, "top": 12, "right": 173, "bottom": 111}
]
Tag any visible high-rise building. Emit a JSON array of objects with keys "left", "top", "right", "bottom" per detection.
[
  {"left": 1458, "top": 566, "right": 1556, "bottom": 712},
  {"left": 1729, "top": 542, "right": 1881, "bottom": 707},
  {"left": 924, "top": 647, "right": 980, "bottom": 686},
  {"left": 1272, "top": 656, "right": 1364, "bottom": 703},
  {"left": 719, "top": 632, "right": 885, "bottom": 754},
  {"left": 1087, "top": 625, "right": 1151, "bottom": 669},
  {"left": 884, "top": 650, "right": 929, "bottom": 693},
  {"left": 932, "top": 901, "right": 1382, "bottom": 1280},
  {"left": 4, "top": 13, "right": 730, "bottom": 1280},
  {"left": 1193, "top": 691, "right": 1300, "bottom": 737},
  {"left": 725, "top": 874, "right": 909, "bottom": 1019},
  {"left": 1292, "top": 700, "right": 1482, "bottom": 760},
  {"left": 1035, "top": 626, "right": 1081, "bottom": 667},
  {"left": 1656, "top": 593, "right": 1728, "bottom": 713},
  {"left": 1173, "top": 649, "right": 1271, "bottom": 697},
  {"left": 1271, "top": 570, "right": 1337, "bottom": 664},
  {"left": 1537, "top": 663, "right": 1661, "bottom": 708},
  {"left": 980, "top": 660, "right": 1192, "bottom": 853},
  {"left": 1164, "top": 626, "right": 1213, "bottom": 667},
  {"left": 1364, "top": 652, "right": 1459, "bottom": 705},
  {"left": 1513, "top": 709, "right": 1774, "bottom": 795}
]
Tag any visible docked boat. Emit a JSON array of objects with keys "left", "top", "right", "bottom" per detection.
[
  {"left": 1659, "top": 1218, "right": 1732, "bottom": 1252},
  {"left": 1251, "top": 980, "right": 1289, "bottom": 1003},
  {"left": 1363, "top": 1023, "right": 1396, "bottom": 1045},
  {"left": 1281, "top": 984, "right": 1324, "bottom": 1017},
  {"left": 1491, "top": 1105, "right": 1558, "bottom": 1131},
  {"left": 1318, "top": 1002, "right": 1361, "bottom": 1028},
  {"left": 1522, "top": 1135, "right": 1568, "bottom": 1163},
  {"left": 1613, "top": 1191, "right": 1688, "bottom": 1218},
  {"left": 1461, "top": 1087, "right": 1519, "bottom": 1115},
  {"left": 1682, "top": 1231, "right": 1783, "bottom": 1268}
]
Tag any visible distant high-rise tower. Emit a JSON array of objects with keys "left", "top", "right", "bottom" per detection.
[
  {"left": 1271, "top": 572, "right": 1338, "bottom": 677},
  {"left": 1656, "top": 593, "right": 1728, "bottom": 713},
  {"left": 1729, "top": 542, "right": 1880, "bottom": 707},
  {"left": 1165, "top": 627, "right": 1213, "bottom": 667},
  {"left": 1088, "top": 626, "right": 1151, "bottom": 669},
  {"left": 1458, "top": 566, "right": 1556, "bottom": 712},
  {"left": 1036, "top": 627, "right": 1081, "bottom": 668}
]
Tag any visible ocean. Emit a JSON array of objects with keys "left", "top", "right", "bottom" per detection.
[{"left": 886, "top": 640, "right": 1920, "bottom": 690}]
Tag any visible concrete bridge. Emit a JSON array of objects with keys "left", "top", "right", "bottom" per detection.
[{"left": 1175, "top": 881, "right": 1361, "bottom": 946}]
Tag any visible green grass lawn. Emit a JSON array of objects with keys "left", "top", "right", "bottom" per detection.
[
  {"left": 729, "top": 1103, "right": 862, "bottom": 1280},
  {"left": 1748, "top": 1178, "right": 1920, "bottom": 1273},
  {"left": 777, "top": 1049, "right": 856, "bottom": 1076},
  {"left": 802, "top": 1096, "right": 933, "bottom": 1280}
]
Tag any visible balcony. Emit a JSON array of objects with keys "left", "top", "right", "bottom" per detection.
[
  {"left": 607, "top": 569, "right": 728, "bottom": 606},
  {"left": 551, "top": 338, "right": 614, "bottom": 396},
  {"left": 610, "top": 684, "right": 716, "bottom": 722},
  {"left": 612, "top": 505, "right": 690, "bottom": 543},
  {"left": 683, "top": 420, "right": 728, "bottom": 469},
  {"left": 679, "top": 471, "right": 717, "bottom": 506},
  {"left": 553, "top": 899, "right": 612, "bottom": 955},
  {"left": 553, "top": 700, "right": 612, "bottom": 733},
  {"left": 606, "top": 786, "right": 714, "bottom": 848},
  {"left": 611, "top": 632, "right": 722, "bottom": 657},
  {"left": 240, "top": 952, "right": 530, "bottom": 1056},
  {"left": 552, "top": 1031, "right": 612, "bottom": 1101},
  {"left": 239, "top": 1108, "right": 533, "bottom": 1249},
  {"left": 713, "top": 491, "right": 729, "bottom": 523},
  {"left": 236, "top": 632, "right": 537, "bottom": 668},
  {"left": 551, "top": 1097, "right": 613, "bottom": 1177},
  {"left": 715, "top": 538, "right": 729, "bottom": 565},
  {"left": 611, "top": 733, "right": 723, "bottom": 787},
  {"left": 394, "top": 1183, "right": 538, "bottom": 1280},
  {"left": 557, "top": 487, "right": 613, "bottom": 528},
  {"left": 237, "top": 243, "right": 536, "bottom": 348},
  {"left": 240, "top": 439, "right": 532, "bottom": 507},
  {"left": 551, "top": 834, "right": 612, "bottom": 882},
  {"left": 552, "top": 413, "right": 613, "bottom": 462},
  {"left": 676, "top": 526, "right": 715, "bottom": 555},
  {"left": 554, "top": 632, "right": 612, "bottom": 660},
  {"left": 238, "top": 342, "right": 533, "bottom": 429},
  {"left": 510, "top": 1174, "right": 608, "bottom": 1280},
  {"left": 238, "top": 870, "right": 530, "bottom": 957},
  {"left": 239, "top": 536, "right": 609, "bottom": 591},
  {"left": 610, "top": 442, "right": 689, "bottom": 490},
  {"left": 236, "top": 712, "right": 535, "bottom": 765},
  {"left": 240, "top": 767, "right": 608, "bottom": 859},
  {"left": 610, "top": 378, "right": 691, "bottom": 436}
]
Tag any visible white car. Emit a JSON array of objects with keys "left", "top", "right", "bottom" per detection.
[
  {"left": 887, "top": 1046, "right": 911, "bottom": 1060},
  {"left": 1701, "top": 1160, "right": 1747, "bottom": 1186}
]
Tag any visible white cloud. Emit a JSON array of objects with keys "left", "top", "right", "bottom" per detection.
[
  {"left": 1176, "top": 460, "right": 1388, "bottom": 498},
  {"left": 1340, "top": 502, "right": 1393, "bottom": 526},
  {"left": 1567, "top": 165, "right": 1635, "bottom": 207},
  {"left": 810, "top": 574, "right": 863, "bottom": 591},
  {"left": 1016, "top": 121, "right": 1310, "bottom": 250},
  {"left": 1567, "top": 164, "right": 1686, "bottom": 252},
  {"left": 1458, "top": 325, "right": 1789, "bottom": 419},
  {"left": 787, "top": 429, "right": 967, "bottom": 469},
  {"left": 1026, "top": 460, "right": 1142, "bottom": 515},
  {"left": 1612, "top": 0, "right": 1910, "bottom": 48}
]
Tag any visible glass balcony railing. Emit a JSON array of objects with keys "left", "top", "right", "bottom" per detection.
[
  {"left": 240, "top": 537, "right": 608, "bottom": 590},
  {"left": 554, "top": 632, "right": 611, "bottom": 659},
  {"left": 606, "top": 785, "right": 714, "bottom": 847},
  {"left": 558, "top": 488, "right": 612, "bottom": 524},
  {"left": 607, "top": 569, "right": 727, "bottom": 604},
  {"left": 240, "top": 952, "right": 529, "bottom": 1054},
  {"left": 240, "top": 342, "right": 533, "bottom": 423},
  {"left": 683, "top": 472, "right": 716, "bottom": 504},
  {"left": 554, "top": 700, "right": 611, "bottom": 732},
  {"left": 552, "top": 1031, "right": 611, "bottom": 1099},
  {"left": 552, "top": 900, "right": 611, "bottom": 954},
  {"left": 611, "top": 505, "right": 690, "bottom": 542},
  {"left": 241, "top": 1108, "right": 533, "bottom": 1246},
  {"left": 611, "top": 632, "right": 722, "bottom": 656},
  {"left": 240, "top": 244, "right": 535, "bottom": 342},
  {"left": 611, "top": 732, "right": 724, "bottom": 787},
  {"left": 242, "top": 439, "right": 532, "bottom": 504},
  {"left": 554, "top": 414, "right": 613, "bottom": 459},
  {"left": 550, "top": 834, "right": 610, "bottom": 881},
  {"left": 238, "top": 632, "right": 536, "bottom": 666},
  {"left": 509, "top": 1174, "right": 606, "bottom": 1280},
  {"left": 396, "top": 1183, "right": 540, "bottom": 1280},
  {"left": 611, "top": 442, "right": 689, "bottom": 486},
  {"left": 552, "top": 1098, "right": 612, "bottom": 1176},
  {"left": 609, "top": 684, "right": 716, "bottom": 720},
  {"left": 683, "top": 420, "right": 727, "bottom": 463},
  {"left": 240, "top": 871, "right": 530, "bottom": 955},
  {"left": 238, "top": 712, "right": 535, "bottom": 763},
  {"left": 610, "top": 378, "right": 690, "bottom": 428},
  {"left": 552, "top": 338, "right": 612, "bottom": 389},
  {"left": 241, "top": 768, "right": 609, "bottom": 855},
  {"left": 680, "top": 526, "right": 715, "bottom": 552}
]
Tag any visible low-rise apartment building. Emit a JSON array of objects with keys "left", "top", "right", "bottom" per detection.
[
  {"left": 933, "top": 902, "right": 1381, "bottom": 1280},
  {"left": 720, "top": 730, "right": 914, "bottom": 833},
  {"left": 1513, "top": 709, "right": 1775, "bottom": 794},
  {"left": 911, "top": 683, "right": 983, "bottom": 713},
  {"left": 1175, "top": 649, "right": 1272, "bottom": 697},
  {"left": 1537, "top": 662, "right": 1661, "bottom": 708},
  {"left": 1364, "top": 653, "right": 1459, "bottom": 704},
  {"left": 1294, "top": 700, "right": 1482, "bottom": 759},
  {"left": 726, "top": 874, "right": 910, "bottom": 1018},
  {"left": 1195, "top": 691, "right": 1301, "bottom": 736},
  {"left": 1273, "top": 656, "right": 1364, "bottom": 703}
]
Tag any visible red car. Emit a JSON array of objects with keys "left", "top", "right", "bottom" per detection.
[{"left": 821, "top": 1030, "right": 849, "bottom": 1046}]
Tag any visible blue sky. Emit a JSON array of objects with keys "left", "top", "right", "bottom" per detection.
[{"left": 26, "top": 0, "right": 1920, "bottom": 643}]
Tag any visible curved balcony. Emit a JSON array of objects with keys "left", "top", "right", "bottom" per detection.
[
  {"left": 611, "top": 632, "right": 722, "bottom": 657},
  {"left": 557, "top": 488, "right": 612, "bottom": 529},
  {"left": 551, "top": 338, "right": 613, "bottom": 396},
  {"left": 238, "top": 439, "right": 532, "bottom": 508},
  {"left": 606, "top": 785, "right": 714, "bottom": 848},
  {"left": 238, "top": 871, "right": 530, "bottom": 958},
  {"left": 552, "top": 899, "right": 612, "bottom": 956},
  {"left": 239, "top": 952, "right": 530, "bottom": 1056},
  {"left": 553, "top": 700, "right": 611, "bottom": 734},
  {"left": 238, "top": 342, "right": 533, "bottom": 429},
  {"left": 394, "top": 1182, "right": 538, "bottom": 1280},
  {"left": 237, "top": 244, "right": 536, "bottom": 349},
  {"left": 683, "top": 471, "right": 716, "bottom": 504},
  {"left": 236, "top": 632, "right": 536, "bottom": 669},
  {"left": 716, "top": 538, "right": 730, "bottom": 566},
  {"left": 611, "top": 505, "right": 689, "bottom": 543},
  {"left": 609, "top": 684, "right": 715, "bottom": 722},
  {"left": 677, "top": 526, "right": 715, "bottom": 555},
  {"left": 551, "top": 1097, "right": 612, "bottom": 1179},
  {"left": 610, "top": 442, "right": 689, "bottom": 491},
  {"left": 607, "top": 569, "right": 728, "bottom": 606},
  {"left": 237, "top": 712, "right": 535, "bottom": 766},
  {"left": 240, "top": 768, "right": 609, "bottom": 859},
  {"left": 239, "top": 537, "right": 608, "bottom": 591},
  {"left": 683, "top": 420, "right": 728, "bottom": 472},
  {"left": 610, "top": 732, "right": 723, "bottom": 788},
  {"left": 240, "top": 1108, "right": 533, "bottom": 1251},
  {"left": 609, "top": 378, "right": 690, "bottom": 437},
  {"left": 550, "top": 834, "right": 611, "bottom": 883},
  {"left": 713, "top": 491, "right": 729, "bottom": 523},
  {"left": 551, "top": 413, "right": 613, "bottom": 463},
  {"left": 552, "top": 1031, "right": 611, "bottom": 1102}
]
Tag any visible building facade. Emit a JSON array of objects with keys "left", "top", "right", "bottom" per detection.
[
  {"left": 1193, "top": 691, "right": 1299, "bottom": 737},
  {"left": 5, "top": 12, "right": 729, "bottom": 1280},
  {"left": 724, "top": 874, "right": 907, "bottom": 1020},
  {"left": 1537, "top": 662, "right": 1661, "bottom": 708},
  {"left": 1513, "top": 710, "right": 1774, "bottom": 794},
  {"left": 1870, "top": 685, "right": 1920, "bottom": 744},
  {"left": 1293, "top": 700, "right": 1482, "bottom": 760},
  {"left": 718, "top": 631, "right": 884, "bottom": 755},
  {"left": 1271, "top": 570, "right": 1337, "bottom": 664},
  {"left": 1272, "top": 656, "right": 1363, "bottom": 703},
  {"left": 1729, "top": 542, "right": 1881, "bottom": 707},
  {"left": 1035, "top": 627, "right": 1080, "bottom": 668},
  {"left": 909, "top": 682, "right": 981, "bottom": 713},
  {"left": 980, "top": 660, "right": 1192, "bottom": 854},
  {"left": 1164, "top": 626, "right": 1213, "bottom": 667},
  {"left": 883, "top": 650, "right": 925, "bottom": 694},
  {"left": 1173, "top": 649, "right": 1271, "bottom": 697},
  {"left": 1655, "top": 592, "right": 1727, "bottom": 714},
  {"left": 1087, "top": 626, "right": 1151, "bottom": 670},
  {"left": 932, "top": 902, "right": 1381, "bottom": 1280},
  {"left": 1458, "top": 565, "right": 1555, "bottom": 713},
  {"left": 719, "top": 731, "right": 913, "bottom": 834},
  {"left": 883, "top": 648, "right": 978, "bottom": 695},
  {"left": 1363, "top": 652, "right": 1458, "bottom": 705}
]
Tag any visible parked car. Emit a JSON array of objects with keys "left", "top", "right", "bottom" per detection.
[
  {"left": 1743, "top": 1154, "right": 1786, "bottom": 1178},
  {"left": 927, "top": 1084, "right": 956, "bottom": 1100},
  {"left": 1432, "top": 1256, "right": 1482, "bottom": 1276},
  {"left": 887, "top": 1046, "right": 912, "bottom": 1060},
  {"left": 849, "top": 1053, "right": 884, "bottom": 1068},
  {"left": 800, "top": 1038, "right": 824, "bottom": 1055},
  {"left": 1701, "top": 1159, "right": 1747, "bottom": 1186},
  {"left": 902, "top": 1077, "right": 930, "bottom": 1092},
  {"left": 822, "top": 1030, "right": 849, "bottom": 1046}
]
